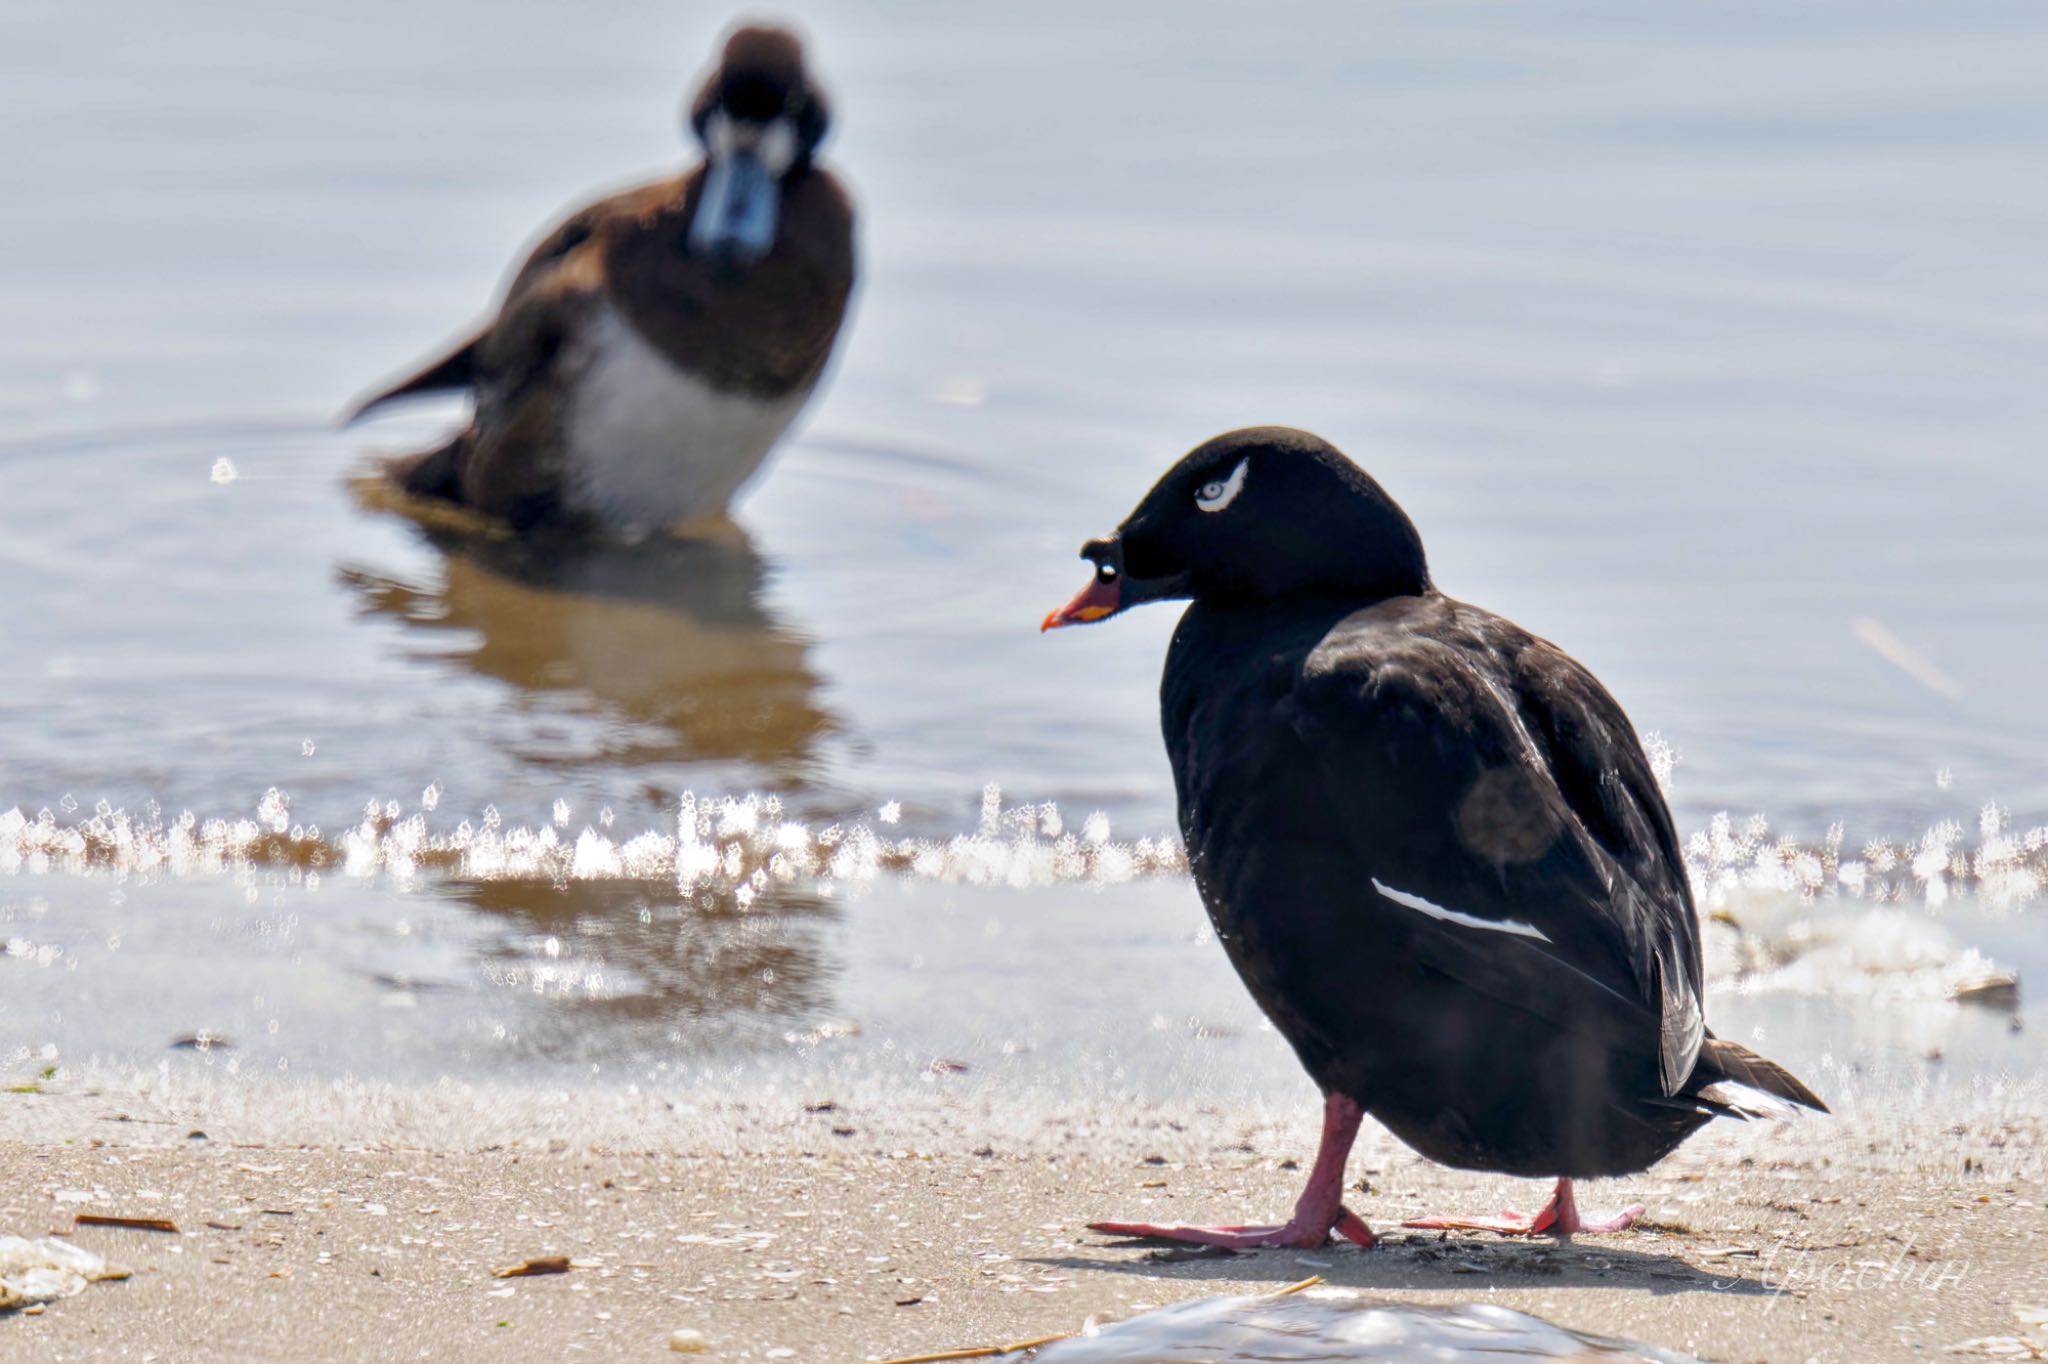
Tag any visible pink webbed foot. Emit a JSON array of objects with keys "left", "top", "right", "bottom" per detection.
[
  {"left": 1092, "top": 1092, "right": 1377, "bottom": 1251},
  {"left": 1402, "top": 1177, "right": 1644, "bottom": 1237},
  {"left": 1090, "top": 1206, "right": 1376, "bottom": 1250}
]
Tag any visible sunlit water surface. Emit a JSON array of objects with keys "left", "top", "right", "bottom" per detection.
[{"left": 2, "top": 1, "right": 2046, "bottom": 1103}]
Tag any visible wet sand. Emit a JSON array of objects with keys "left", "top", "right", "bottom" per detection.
[{"left": 0, "top": 1084, "right": 2041, "bottom": 1361}]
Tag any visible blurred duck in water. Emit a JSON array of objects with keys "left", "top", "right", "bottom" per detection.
[{"left": 348, "top": 23, "right": 855, "bottom": 538}]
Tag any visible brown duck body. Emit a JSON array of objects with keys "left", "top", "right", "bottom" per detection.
[{"left": 357, "top": 163, "right": 854, "bottom": 534}]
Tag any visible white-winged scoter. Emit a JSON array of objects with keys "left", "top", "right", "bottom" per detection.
[
  {"left": 1044, "top": 426, "right": 1824, "bottom": 1247},
  {"left": 347, "top": 24, "right": 855, "bottom": 537}
]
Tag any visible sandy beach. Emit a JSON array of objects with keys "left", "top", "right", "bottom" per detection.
[{"left": 2, "top": 1083, "right": 2041, "bottom": 1362}]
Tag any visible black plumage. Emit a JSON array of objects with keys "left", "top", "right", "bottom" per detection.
[{"left": 1045, "top": 426, "right": 1823, "bottom": 1245}]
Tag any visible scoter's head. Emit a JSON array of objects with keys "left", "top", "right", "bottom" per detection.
[
  {"left": 1042, "top": 427, "right": 1432, "bottom": 630},
  {"left": 686, "top": 23, "right": 832, "bottom": 264}
]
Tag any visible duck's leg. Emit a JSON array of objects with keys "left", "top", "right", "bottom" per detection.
[
  {"left": 1402, "top": 1176, "right": 1644, "bottom": 1236},
  {"left": 1090, "top": 1092, "right": 1376, "bottom": 1249}
]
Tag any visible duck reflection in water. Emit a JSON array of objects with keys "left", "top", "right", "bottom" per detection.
[
  {"left": 448, "top": 878, "right": 838, "bottom": 1059},
  {"left": 339, "top": 492, "right": 834, "bottom": 780}
]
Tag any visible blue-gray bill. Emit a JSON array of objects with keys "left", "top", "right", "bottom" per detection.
[{"left": 688, "top": 151, "right": 780, "bottom": 262}]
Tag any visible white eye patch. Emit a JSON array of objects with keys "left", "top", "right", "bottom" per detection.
[
  {"left": 702, "top": 109, "right": 798, "bottom": 176},
  {"left": 755, "top": 117, "right": 798, "bottom": 176},
  {"left": 1194, "top": 458, "right": 1248, "bottom": 513},
  {"left": 704, "top": 108, "right": 739, "bottom": 157}
]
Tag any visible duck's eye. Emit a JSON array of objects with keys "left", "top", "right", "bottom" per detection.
[
  {"left": 1095, "top": 561, "right": 1118, "bottom": 584},
  {"left": 1193, "top": 457, "right": 1249, "bottom": 513}
]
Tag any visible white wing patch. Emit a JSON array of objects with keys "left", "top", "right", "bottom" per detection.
[
  {"left": 1371, "top": 878, "right": 1552, "bottom": 943},
  {"left": 1194, "top": 457, "right": 1248, "bottom": 513}
]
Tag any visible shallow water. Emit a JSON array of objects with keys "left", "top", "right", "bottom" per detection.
[
  {"left": 2, "top": 833, "right": 2039, "bottom": 1104},
  {"left": 1032, "top": 1290, "right": 1703, "bottom": 1363},
  {"left": 2, "top": 1, "right": 2047, "bottom": 1099}
]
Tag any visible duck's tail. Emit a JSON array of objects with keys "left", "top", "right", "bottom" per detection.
[
  {"left": 1686, "top": 1035, "right": 1829, "bottom": 1119},
  {"left": 342, "top": 330, "right": 481, "bottom": 426}
]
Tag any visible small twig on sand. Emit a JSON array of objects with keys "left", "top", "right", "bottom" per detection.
[
  {"left": 493, "top": 1255, "right": 571, "bottom": 1278},
  {"left": 74, "top": 1214, "right": 180, "bottom": 1233}
]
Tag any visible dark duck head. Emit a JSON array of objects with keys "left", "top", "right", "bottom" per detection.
[
  {"left": 1043, "top": 426, "right": 1433, "bottom": 630},
  {"left": 686, "top": 24, "right": 833, "bottom": 265}
]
